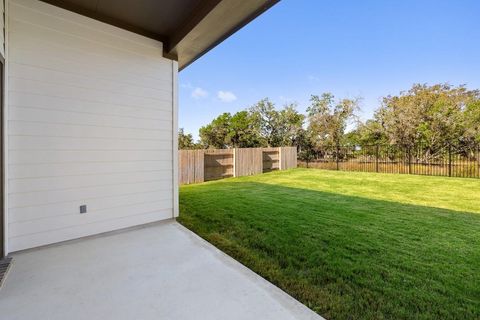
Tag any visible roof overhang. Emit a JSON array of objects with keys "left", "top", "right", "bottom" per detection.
[{"left": 39, "top": 0, "right": 279, "bottom": 70}]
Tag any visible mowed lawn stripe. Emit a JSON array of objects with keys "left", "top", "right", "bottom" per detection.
[{"left": 178, "top": 169, "right": 480, "bottom": 319}]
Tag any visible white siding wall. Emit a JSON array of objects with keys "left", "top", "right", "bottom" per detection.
[
  {"left": 7, "top": 0, "right": 176, "bottom": 252},
  {"left": 0, "top": 0, "right": 4, "bottom": 57}
]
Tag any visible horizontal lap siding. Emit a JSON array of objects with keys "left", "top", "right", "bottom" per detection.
[
  {"left": 7, "top": 0, "right": 174, "bottom": 251},
  {"left": 1, "top": 0, "right": 4, "bottom": 57},
  {"left": 0, "top": 0, "right": 5, "bottom": 57}
]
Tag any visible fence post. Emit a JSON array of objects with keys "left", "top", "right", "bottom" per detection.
[
  {"left": 448, "top": 145, "right": 452, "bottom": 177},
  {"left": 477, "top": 146, "right": 480, "bottom": 179},
  {"left": 233, "top": 148, "right": 237, "bottom": 177},
  {"left": 278, "top": 147, "right": 283, "bottom": 170},
  {"left": 407, "top": 147, "right": 412, "bottom": 175},
  {"left": 199, "top": 150, "right": 205, "bottom": 183},
  {"left": 375, "top": 145, "right": 379, "bottom": 173},
  {"left": 336, "top": 146, "right": 340, "bottom": 171}
]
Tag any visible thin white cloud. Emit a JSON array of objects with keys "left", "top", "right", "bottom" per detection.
[
  {"left": 217, "top": 90, "right": 237, "bottom": 103},
  {"left": 308, "top": 75, "right": 320, "bottom": 82},
  {"left": 180, "top": 82, "right": 193, "bottom": 89},
  {"left": 192, "top": 87, "right": 209, "bottom": 99}
]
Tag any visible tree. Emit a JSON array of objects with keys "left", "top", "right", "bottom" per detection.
[
  {"left": 249, "top": 99, "right": 305, "bottom": 147},
  {"left": 277, "top": 104, "right": 305, "bottom": 147},
  {"left": 194, "top": 84, "right": 480, "bottom": 155},
  {"left": 249, "top": 98, "right": 281, "bottom": 147},
  {"left": 198, "top": 111, "right": 262, "bottom": 148},
  {"left": 376, "top": 84, "right": 479, "bottom": 151},
  {"left": 348, "top": 119, "right": 387, "bottom": 146},
  {"left": 297, "top": 128, "right": 316, "bottom": 167},
  {"left": 463, "top": 99, "right": 480, "bottom": 149},
  {"left": 228, "top": 111, "right": 262, "bottom": 148},
  {"left": 306, "top": 93, "right": 359, "bottom": 150},
  {"left": 178, "top": 128, "right": 198, "bottom": 149},
  {"left": 199, "top": 113, "right": 232, "bottom": 148}
]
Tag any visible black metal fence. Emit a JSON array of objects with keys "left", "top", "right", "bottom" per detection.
[{"left": 299, "top": 144, "right": 480, "bottom": 179}]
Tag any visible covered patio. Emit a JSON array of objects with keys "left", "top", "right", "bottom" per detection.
[
  {"left": 0, "top": 221, "right": 321, "bottom": 320},
  {"left": 0, "top": 0, "right": 323, "bottom": 318}
]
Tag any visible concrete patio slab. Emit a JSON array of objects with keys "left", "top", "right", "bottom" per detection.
[{"left": 0, "top": 220, "right": 323, "bottom": 320}]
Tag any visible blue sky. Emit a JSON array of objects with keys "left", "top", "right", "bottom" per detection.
[{"left": 179, "top": 0, "right": 480, "bottom": 139}]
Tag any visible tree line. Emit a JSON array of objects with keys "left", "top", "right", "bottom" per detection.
[{"left": 179, "top": 83, "right": 480, "bottom": 160}]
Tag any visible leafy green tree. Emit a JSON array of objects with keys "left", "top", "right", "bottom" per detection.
[
  {"left": 199, "top": 111, "right": 262, "bottom": 148},
  {"left": 249, "top": 99, "right": 305, "bottom": 147},
  {"left": 249, "top": 98, "right": 281, "bottom": 147},
  {"left": 278, "top": 104, "right": 305, "bottom": 146},
  {"left": 306, "top": 93, "right": 359, "bottom": 150},
  {"left": 199, "top": 113, "right": 232, "bottom": 148},
  {"left": 228, "top": 111, "right": 262, "bottom": 148},
  {"left": 297, "top": 128, "right": 316, "bottom": 166},
  {"left": 348, "top": 119, "right": 387, "bottom": 146},
  {"left": 195, "top": 84, "right": 480, "bottom": 155},
  {"left": 463, "top": 99, "right": 480, "bottom": 145},
  {"left": 178, "top": 128, "right": 198, "bottom": 149},
  {"left": 376, "top": 84, "right": 479, "bottom": 151}
]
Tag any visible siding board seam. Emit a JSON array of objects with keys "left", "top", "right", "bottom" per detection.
[
  {"left": 8, "top": 17, "right": 167, "bottom": 75},
  {"left": 9, "top": 149, "right": 173, "bottom": 152},
  {"left": 10, "top": 198, "right": 173, "bottom": 224},
  {"left": 9, "top": 187, "right": 173, "bottom": 209},
  {"left": 9, "top": 76, "right": 173, "bottom": 103},
  {"left": 9, "top": 104, "right": 172, "bottom": 121},
  {"left": 8, "top": 178, "right": 172, "bottom": 195},
  {"left": 9, "top": 208, "right": 173, "bottom": 239},
  {"left": 8, "top": 89, "right": 172, "bottom": 111},
  {"left": 9, "top": 169, "right": 173, "bottom": 180},
  {"left": 9, "top": 160, "right": 173, "bottom": 165},
  {"left": 9, "top": 4, "right": 165, "bottom": 58},
  {"left": 12, "top": 0, "right": 162, "bottom": 49},
  {"left": 9, "top": 44, "right": 171, "bottom": 83},
  {"left": 9, "top": 61, "right": 172, "bottom": 93},
  {"left": 8, "top": 119, "right": 172, "bottom": 132},
  {"left": 8, "top": 134, "right": 171, "bottom": 142}
]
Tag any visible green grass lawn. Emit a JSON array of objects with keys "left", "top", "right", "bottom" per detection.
[{"left": 178, "top": 169, "right": 480, "bottom": 319}]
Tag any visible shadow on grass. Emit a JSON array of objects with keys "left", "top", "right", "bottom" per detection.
[{"left": 178, "top": 181, "right": 480, "bottom": 320}]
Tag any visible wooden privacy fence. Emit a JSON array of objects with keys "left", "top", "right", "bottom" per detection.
[{"left": 179, "top": 147, "right": 297, "bottom": 184}]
